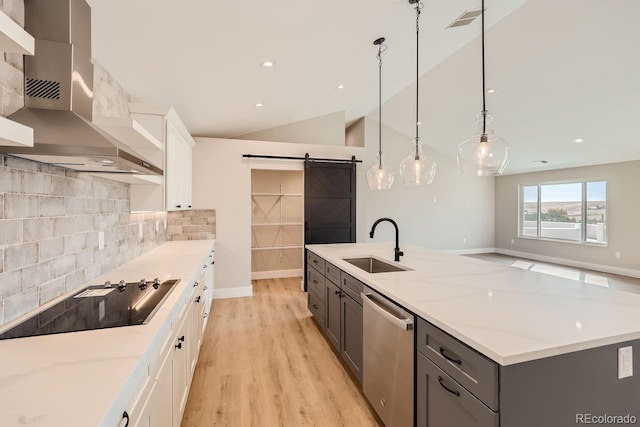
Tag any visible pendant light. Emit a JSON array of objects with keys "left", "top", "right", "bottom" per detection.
[
  {"left": 366, "top": 37, "right": 395, "bottom": 190},
  {"left": 400, "top": 0, "right": 436, "bottom": 186},
  {"left": 457, "top": 0, "right": 510, "bottom": 176}
]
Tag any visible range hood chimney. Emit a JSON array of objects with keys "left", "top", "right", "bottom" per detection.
[{"left": 0, "top": 0, "right": 163, "bottom": 175}]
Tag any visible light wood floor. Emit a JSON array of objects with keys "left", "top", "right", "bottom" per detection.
[{"left": 182, "top": 277, "right": 380, "bottom": 427}]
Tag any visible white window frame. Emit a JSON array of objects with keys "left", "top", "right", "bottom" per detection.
[{"left": 518, "top": 179, "right": 607, "bottom": 246}]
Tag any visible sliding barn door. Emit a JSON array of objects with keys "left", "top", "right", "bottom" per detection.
[{"left": 304, "top": 161, "right": 356, "bottom": 244}]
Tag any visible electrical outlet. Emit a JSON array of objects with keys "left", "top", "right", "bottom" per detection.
[
  {"left": 618, "top": 346, "right": 633, "bottom": 379},
  {"left": 98, "top": 231, "right": 105, "bottom": 250},
  {"left": 511, "top": 239, "right": 515, "bottom": 245},
  {"left": 615, "top": 252, "right": 622, "bottom": 259},
  {"left": 155, "top": 221, "right": 160, "bottom": 232},
  {"left": 138, "top": 223, "right": 144, "bottom": 240}
]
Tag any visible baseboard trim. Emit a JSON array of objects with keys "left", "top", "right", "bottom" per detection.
[
  {"left": 495, "top": 248, "right": 640, "bottom": 278},
  {"left": 213, "top": 286, "right": 253, "bottom": 299},
  {"left": 251, "top": 269, "right": 303, "bottom": 280},
  {"left": 445, "top": 247, "right": 496, "bottom": 255}
]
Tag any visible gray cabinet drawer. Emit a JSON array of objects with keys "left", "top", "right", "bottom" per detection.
[
  {"left": 340, "top": 272, "right": 363, "bottom": 305},
  {"left": 307, "top": 251, "right": 325, "bottom": 273},
  {"left": 307, "top": 265, "right": 325, "bottom": 302},
  {"left": 308, "top": 291, "right": 325, "bottom": 328},
  {"left": 417, "top": 317, "right": 499, "bottom": 411},
  {"left": 325, "top": 262, "right": 340, "bottom": 285},
  {"left": 417, "top": 352, "right": 498, "bottom": 427}
]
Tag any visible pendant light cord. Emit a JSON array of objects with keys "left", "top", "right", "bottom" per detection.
[
  {"left": 377, "top": 42, "right": 384, "bottom": 168},
  {"left": 415, "top": 2, "right": 423, "bottom": 158},
  {"left": 481, "top": 0, "right": 487, "bottom": 135}
]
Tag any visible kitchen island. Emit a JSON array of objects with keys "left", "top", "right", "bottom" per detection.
[
  {"left": 0, "top": 240, "right": 214, "bottom": 427},
  {"left": 307, "top": 242, "right": 640, "bottom": 427}
]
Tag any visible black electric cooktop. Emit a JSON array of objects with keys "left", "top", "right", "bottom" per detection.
[{"left": 0, "top": 279, "right": 180, "bottom": 341}]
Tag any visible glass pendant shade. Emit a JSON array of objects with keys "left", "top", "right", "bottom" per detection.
[
  {"left": 457, "top": 113, "right": 510, "bottom": 176},
  {"left": 400, "top": 138, "right": 436, "bottom": 185},
  {"left": 367, "top": 153, "right": 395, "bottom": 190}
]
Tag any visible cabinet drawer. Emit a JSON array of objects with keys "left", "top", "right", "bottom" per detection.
[
  {"left": 417, "top": 352, "right": 498, "bottom": 427},
  {"left": 307, "top": 251, "right": 325, "bottom": 273},
  {"left": 341, "top": 272, "right": 363, "bottom": 305},
  {"left": 307, "top": 266, "right": 325, "bottom": 302},
  {"left": 308, "top": 291, "right": 325, "bottom": 328},
  {"left": 417, "top": 317, "right": 499, "bottom": 411},
  {"left": 325, "top": 262, "right": 341, "bottom": 285}
]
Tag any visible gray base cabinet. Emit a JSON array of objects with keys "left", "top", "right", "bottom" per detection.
[
  {"left": 340, "top": 292, "right": 363, "bottom": 384},
  {"left": 306, "top": 250, "right": 363, "bottom": 385},
  {"left": 417, "top": 353, "right": 498, "bottom": 427},
  {"left": 325, "top": 279, "right": 341, "bottom": 352}
]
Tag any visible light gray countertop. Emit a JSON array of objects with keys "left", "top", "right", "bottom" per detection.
[{"left": 306, "top": 242, "right": 640, "bottom": 366}]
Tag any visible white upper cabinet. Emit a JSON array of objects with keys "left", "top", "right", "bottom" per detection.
[
  {"left": 0, "top": 9, "right": 34, "bottom": 55},
  {"left": 129, "top": 103, "right": 195, "bottom": 212},
  {"left": 0, "top": 10, "right": 34, "bottom": 147}
]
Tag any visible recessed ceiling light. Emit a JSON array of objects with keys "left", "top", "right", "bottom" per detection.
[
  {"left": 101, "top": 160, "right": 114, "bottom": 164},
  {"left": 486, "top": 88, "right": 496, "bottom": 94},
  {"left": 259, "top": 60, "right": 275, "bottom": 68},
  {"left": 573, "top": 138, "right": 584, "bottom": 144},
  {"left": 254, "top": 102, "right": 264, "bottom": 108},
  {"left": 336, "top": 84, "right": 345, "bottom": 90}
]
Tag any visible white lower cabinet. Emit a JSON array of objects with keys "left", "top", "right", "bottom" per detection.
[{"left": 126, "top": 261, "right": 214, "bottom": 427}]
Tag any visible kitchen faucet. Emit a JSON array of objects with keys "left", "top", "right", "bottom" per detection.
[{"left": 369, "top": 218, "right": 404, "bottom": 262}]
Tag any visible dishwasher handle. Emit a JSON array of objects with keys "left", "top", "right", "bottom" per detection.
[{"left": 362, "top": 292, "right": 414, "bottom": 331}]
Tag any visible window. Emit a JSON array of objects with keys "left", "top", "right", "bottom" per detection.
[{"left": 519, "top": 180, "right": 607, "bottom": 244}]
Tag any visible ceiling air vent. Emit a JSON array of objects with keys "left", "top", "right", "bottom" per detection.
[
  {"left": 446, "top": 8, "right": 483, "bottom": 29},
  {"left": 26, "top": 78, "right": 61, "bottom": 100}
]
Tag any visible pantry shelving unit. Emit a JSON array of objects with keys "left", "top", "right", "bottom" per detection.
[{"left": 251, "top": 170, "right": 304, "bottom": 280}]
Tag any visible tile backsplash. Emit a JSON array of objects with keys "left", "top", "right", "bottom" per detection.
[
  {"left": 167, "top": 209, "right": 216, "bottom": 241},
  {"left": 0, "top": 157, "right": 168, "bottom": 327}
]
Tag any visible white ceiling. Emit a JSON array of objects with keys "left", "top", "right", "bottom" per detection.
[{"left": 86, "top": 0, "right": 640, "bottom": 174}]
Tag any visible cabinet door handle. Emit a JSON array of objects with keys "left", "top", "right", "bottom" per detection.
[
  {"left": 204, "top": 313, "right": 209, "bottom": 318},
  {"left": 312, "top": 304, "right": 318, "bottom": 309},
  {"left": 313, "top": 259, "right": 318, "bottom": 264},
  {"left": 119, "top": 411, "right": 130, "bottom": 427},
  {"left": 439, "top": 347, "right": 462, "bottom": 365},
  {"left": 438, "top": 376, "right": 461, "bottom": 397},
  {"left": 211, "top": 260, "right": 215, "bottom": 265},
  {"left": 175, "top": 342, "right": 182, "bottom": 350},
  {"left": 188, "top": 205, "right": 192, "bottom": 208},
  {"left": 178, "top": 335, "right": 185, "bottom": 342},
  {"left": 176, "top": 205, "right": 182, "bottom": 208},
  {"left": 313, "top": 279, "right": 318, "bottom": 284},
  {"left": 194, "top": 281, "right": 199, "bottom": 287},
  {"left": 335, "top": 290, "right": 341, "bottom": 295},
  {"left": 195, "top": 296, "right": 201, "bottom": 303}
]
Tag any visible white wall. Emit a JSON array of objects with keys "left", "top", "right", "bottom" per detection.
[
  {"left": 358, "top": 117, "right": 496, "bottom": 252},
  {"left": 237, "top": 111, "right": 346, "bottom": 146},
  {"left": 192, "top": 138, "right": 366, "bottom": 294},
  {"left": 495, "top": 160, "right": 640, "bottom": 275}
]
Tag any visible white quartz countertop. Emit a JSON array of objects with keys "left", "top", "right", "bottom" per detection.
[
  {"left": 0, "top": 240, "right": 215, "bottom": 427},
  {"left": 306, "top": 243, "right": 640, "bottom": 366}
]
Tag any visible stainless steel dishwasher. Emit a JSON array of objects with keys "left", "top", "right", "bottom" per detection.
[{"left": 362, "top": 286, "right": 415, "bottom": 427}]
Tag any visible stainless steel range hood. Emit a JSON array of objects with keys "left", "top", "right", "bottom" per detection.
[{"left": 0, "top": 0, "right": 163, "bottom": 176}]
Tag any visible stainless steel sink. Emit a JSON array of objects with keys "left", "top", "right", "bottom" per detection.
[{"left": 343, "top": 257, "right": 411, "bottom": 273}]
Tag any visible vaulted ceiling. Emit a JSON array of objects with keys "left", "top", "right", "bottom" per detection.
[{"left": 87, "top": 0, "right": 640, "bottom": 174}]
